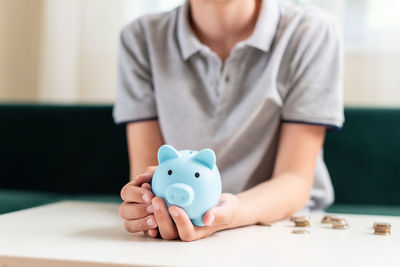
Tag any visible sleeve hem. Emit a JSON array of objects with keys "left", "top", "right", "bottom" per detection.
[
  {"left": 282, "top": 112, "right": 343, "bottom": 125},
  {"left": 281, "top": 119, "right": 342, "bottom": 131},
  {"left": 115, "top": 116, "right": 158, "bottom": 126}
]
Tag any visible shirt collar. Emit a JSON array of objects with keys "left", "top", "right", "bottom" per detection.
[
  {"left": 177, "top": 0, "right": 281, "bottom": 61},
  {"left": 177, "top": 1, "right": 203, "bottom": 60},
  {"left": 243, "top": 0, "right": 280, "bottom": 52}
]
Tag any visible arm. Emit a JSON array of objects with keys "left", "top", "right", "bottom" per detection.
[
  {"left": 165, "top": 122, "right": 326, "bottom": 241},
  {"left": 233, "top": 122, "right": 326, "bottom": 227},
  {"left": 121, "top": 121, "right": 325, "bottom": 241},
  {"left": 126, "top": 120, "right": 164, "bottom": 179}
]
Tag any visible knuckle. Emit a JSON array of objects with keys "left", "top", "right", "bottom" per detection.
[{"left": 120, "top": 203, "right": 142, "bottom": 220}]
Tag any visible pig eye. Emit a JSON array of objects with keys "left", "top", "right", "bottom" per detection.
[
  {"left": 194, "top": 172, "right": 200, "bottom": 178},
  {"left": 168, "top": 170, "right": 173, "bottom": 175}
]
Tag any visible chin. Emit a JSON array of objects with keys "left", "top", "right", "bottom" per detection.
[{"left": 192, "top": 0, "right": 235, "bottom": 3}]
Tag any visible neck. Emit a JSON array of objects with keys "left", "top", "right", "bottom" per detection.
[{"left": 189, "top": 0, "right": 261, "bottom": 60}]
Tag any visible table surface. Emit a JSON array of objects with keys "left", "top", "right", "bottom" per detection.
[{"left": 0, "top": 201, "right": 398, "bottom": 267}]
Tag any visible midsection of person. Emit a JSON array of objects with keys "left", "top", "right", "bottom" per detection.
[{"left": 114, "top": 0, "right": 344, "bottom": 241}]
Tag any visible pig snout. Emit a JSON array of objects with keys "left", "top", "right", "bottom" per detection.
[{"left": 166, "top": 183, "right": 194, "bottom": 207}]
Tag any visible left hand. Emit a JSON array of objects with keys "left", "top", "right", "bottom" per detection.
[{"left": 152, "top": 193, "right": 240, "bottom": 242}]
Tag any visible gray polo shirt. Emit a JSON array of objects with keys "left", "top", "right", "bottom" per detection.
[{"left": 113, "top": 0, "right": 344, "bottom": 210}]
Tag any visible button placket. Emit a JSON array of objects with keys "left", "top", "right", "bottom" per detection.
[
  {"left": 205, "top": 54, "right": 222, "bottom": 113},
  {"left": 207, "top": 48, "right": 241, "bottom": 116}
]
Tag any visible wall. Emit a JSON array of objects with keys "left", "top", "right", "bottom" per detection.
[
  {"left": 0, "top": 0, "right": 43, "bottom": 101},
  {"left": 0, "top": 0, "right": 399, "bottom": 106}
]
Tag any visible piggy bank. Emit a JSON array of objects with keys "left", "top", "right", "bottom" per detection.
[{"left": 151, "top": 145, "right": 222, "bottom": 226}]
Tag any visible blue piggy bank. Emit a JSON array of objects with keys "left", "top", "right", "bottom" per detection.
[{"left": 151, "top": 145, "right": 222, "bottom": 226}]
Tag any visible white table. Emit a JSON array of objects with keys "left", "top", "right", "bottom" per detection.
[{"left": 0, "top": 201, "right": 398, "bottom": 267}]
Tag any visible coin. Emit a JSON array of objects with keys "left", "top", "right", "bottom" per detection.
[
  {"left": 332, "top": 223, "right": 348, "bottom": 229},
  {"left": 293, "top": 216, "right": 310, "bottom": 227},
  {"left": 330, "top": 218, "right": 347, "bottom": 225},
  {"left": 295, "top": 221, "right": 310, "bottom": 227},
  {"left": 374, "top": 222, "right": 391, "bottom": 228},
  {"left": 292, "top": 229, "right": 310, "bottom": 234},
  {"left": 374, "top": 228, "right": 390, "bottom": 231},
  {"left": 374, "top": 231, "right": 391, "bottom": 236},
  {"left": 373, "top": 222, "right": 391, "bottom": 235},
  {"left": 321, "top": 215, "right": 337, "bottom": 224},
  {"left": 293, "top": 216, "right": 310, "bottom": 222}
]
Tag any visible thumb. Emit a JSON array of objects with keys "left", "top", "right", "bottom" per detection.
[{"left": 203, "top": 200, "right": 232, "bottom": 226}]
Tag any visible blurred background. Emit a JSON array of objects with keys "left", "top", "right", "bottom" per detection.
[{"left": 0, "top": 0, "right": 399, "bottom": 106}]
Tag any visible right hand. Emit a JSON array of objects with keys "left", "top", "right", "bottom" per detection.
[{"left": 119, "top": 166, "right": 159, "bottom": 237}]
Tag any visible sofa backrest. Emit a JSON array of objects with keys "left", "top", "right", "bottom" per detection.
[
  {"left": 1, "top": 104, "right": 399, "bottom": 205},
  {"left": 324, "top": 108, "right": 400, "bottom": 205},
  {"left": 0, "top": 104, "right": 128, "bottom": 195}
]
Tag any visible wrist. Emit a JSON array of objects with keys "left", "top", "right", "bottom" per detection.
[
  {"left": 232, "top": 193, "right": 263, "bottom": 228},
  {"left": 227, "top": 194, "right": 255, "bottom": 229}
]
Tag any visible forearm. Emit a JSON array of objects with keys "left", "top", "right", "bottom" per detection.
[
  {"left": 129, "top": 144, "right": 159, "bottom": 179},
  {"left": 126, "top": 120, "right": 164, "bottom": 179},
  {"left": 232, "top": 173, "right": 312, "bottom": 228},
  {"left": 227, "top": 123, "right": 326, "bottom": 228}
]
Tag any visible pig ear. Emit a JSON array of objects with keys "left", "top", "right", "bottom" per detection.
[
  {"left": 193, "top": 149, "right": 216, "bottom": 169},
  {"left": 158, "top": 145, "right": 180, "bottom": 164}
]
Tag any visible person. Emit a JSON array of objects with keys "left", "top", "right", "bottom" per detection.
[{"left": 113, "top": 0, "right": 344, "bottom": 242}]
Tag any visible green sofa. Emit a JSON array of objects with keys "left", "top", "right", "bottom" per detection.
[{"left": 1, "top": 104, "right": 399, "bottom": 216}]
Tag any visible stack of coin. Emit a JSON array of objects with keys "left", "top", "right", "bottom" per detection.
[
  {"left": 321, "top": 215, "right": 337, "bottom": 224},
  {"left": 374, "top": 223, "right": 391, "bottom": 235},
  {"left": 292, "top": 216, "right": 310, "bottom": 227},
  {"left": 330, "top": 218, "right": 348, "bottom": 229}
]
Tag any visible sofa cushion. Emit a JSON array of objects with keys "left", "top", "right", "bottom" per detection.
[{"left": 0, "top": 189, "right": 64, "bottom": 214}]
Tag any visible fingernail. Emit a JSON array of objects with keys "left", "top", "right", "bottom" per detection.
[
  {"left": 170, "top": 209, "right": 179, "bottom": 217},
  {"left": 153, "top": 202, "right": 160, "bottom": 211},
  {"left": 142, "top": 194, "right": 150, "bottom": 202},
  {"left": 206, "top": 214, "right": 215, "bottom": 226},
  {"left": 146, "top": 218, "right": 155, "bottom": 226},
  {"left": 146, "top": 205, "right": 153, "bottom": 213}
]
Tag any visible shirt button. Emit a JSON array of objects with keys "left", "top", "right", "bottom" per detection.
[{"left": 225, "top": 75, "right": 230, "bottom": 83}]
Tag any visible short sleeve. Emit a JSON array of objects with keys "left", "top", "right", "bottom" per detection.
[
  {"left": 281, "top": 12, "right": 344, "bottom": 130},
  {"left": 112, "top": 21, "right": 158, "bottom": 125}
]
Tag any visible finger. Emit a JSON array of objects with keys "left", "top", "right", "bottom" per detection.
[
  {"left": 141, "top": 183, "right": 152, "bottom": 191},
  {"left": 131, "top": 173, "right": 153, "bottom": 187},
  {"left": 203, "top": 200, "right": 231, "bottom": 226},
  {"left": 140, "top": 184, "right": 156, "bottom": 238},
  {"left": 169, "top": 206, "right": 197, "bottom": 242},
  {"left": 124, "top": 215, "right": 157, "bottom": 233},
  {"left": 152, "top": 197, "right": 178, "bottom": 240},
  {"left": 121, "top": 185, "right": 153, "bottom": 203},
  {"left": 119, "top": 202, "right": 153, "bottom": 220},
  {"left": 144, "top": 229, "right": 159, "bottom": 238}
]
